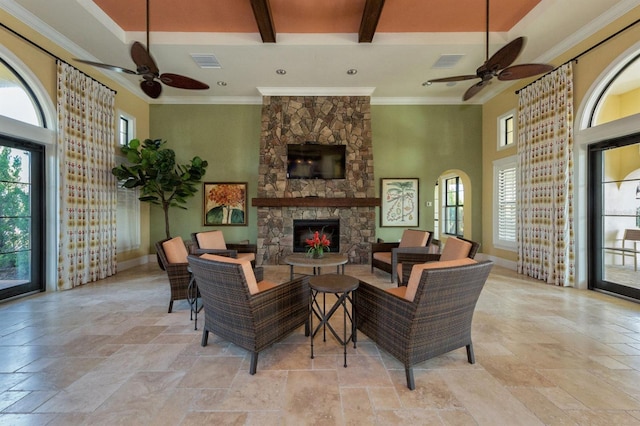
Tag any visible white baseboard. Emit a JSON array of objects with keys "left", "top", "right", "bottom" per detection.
[
  {"left": 475, "top": 253, "right": 517, "bottom": 270},
  {"left": 117, "top": 255, "right": 153, "bottom": 271}
]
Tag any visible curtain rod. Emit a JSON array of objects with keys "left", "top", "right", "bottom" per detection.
[
  {"left": 0, "top": 22, "right": 117, "bottom": 94},
  {"left": 515, "top": 17, "right": 640, "bottom": 94}
]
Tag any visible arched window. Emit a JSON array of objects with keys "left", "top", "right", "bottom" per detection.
[
  {"left": 0, "top": 58, "right": 45, "bottom": 126},
  {"left": 590, "top": 53, "right": 640, "bottom": 127}
]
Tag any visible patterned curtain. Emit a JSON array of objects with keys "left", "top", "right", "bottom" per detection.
[
  {"left": 57, "top": 61, "right": 117, "bottom": 290},
  {"left": 517, "top": 62, "right": 574, "bottom": 286}
]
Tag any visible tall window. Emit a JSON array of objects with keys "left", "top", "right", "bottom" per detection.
[
  {"left": 116, "top": 112, "right": 139, "bottom": 252},
  {"left": 444, "top": 176, "right": 464, "bottom": 236},
  {"left": 498, "top": 110, "right": 515, "bottom": 149},
  {"left": 494, "top": 156, "right": 517, "bottom": 250}
]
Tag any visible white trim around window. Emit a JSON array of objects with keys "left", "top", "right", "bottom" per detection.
[
  {"left": 497, "top": 109, "right": 515, "bottom": 150},
  {"left": 493, "top": 155, "right": 517, "bottom": 251}
]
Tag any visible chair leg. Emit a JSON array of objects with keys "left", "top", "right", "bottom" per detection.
[
  {"left": 405, "top": 367, "right": 415, "bottom": 390},
  {"left": 249, "top": 352, "right": 258, "bottom": 375},
  {"left": 466, "top": 343, "right": 475, "bottom": 364},
  {"left": 167, "top": 300, "right": 173, "bottom": 313},
  {"left": 201, "top": 329, "right": 209, "bottom": 347},
  {"left": 304, "top": 319, "right": 310, "bottom": 337}
]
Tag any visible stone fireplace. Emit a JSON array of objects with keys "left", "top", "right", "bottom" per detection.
[{"left": 254, "top": 95, "right": 377, "bottom": 265}]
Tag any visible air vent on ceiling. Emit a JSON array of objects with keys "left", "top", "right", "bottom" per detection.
[
  {"left": 191, "top": 54, "right": 222, "bottom": 69},
  {"left": 432, "top": 54, "right": 464, "bottom": 69}
]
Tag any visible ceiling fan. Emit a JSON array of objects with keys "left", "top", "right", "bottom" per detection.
[
  {"left": 427, "top": 0, "right": 554, "bottom": 101},
  {"left": 74, "top": 0, "right": 209, "bottom": 99}
]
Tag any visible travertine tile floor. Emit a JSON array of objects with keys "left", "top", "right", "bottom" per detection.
[{"left": 0, "top": 263, "right": 639, "bottom": 425}]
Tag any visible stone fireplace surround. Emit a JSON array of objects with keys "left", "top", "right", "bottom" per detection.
[{"left": 255, "top": 96, "right": 377, "bottom": 265}]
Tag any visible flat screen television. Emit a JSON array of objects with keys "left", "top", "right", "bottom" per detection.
[{"left": 286, "top": 143, "right": 346, "bottom": 179}]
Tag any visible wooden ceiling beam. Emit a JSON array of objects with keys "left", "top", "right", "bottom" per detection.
[
  {"left": 359, "top": 0, "right": 385, "bottom": 43},
  {"left": 250, "top": 0, "right": 276, "bottom": 43}
]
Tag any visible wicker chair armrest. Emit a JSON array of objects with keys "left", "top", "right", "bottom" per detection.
[
  {"left": 164, "top": 262, "right": 190, "bottom": 275},
  {"left": 356, "top": 281, "right": 415, "bottom": 328},
  {"left": 192, "top": 248, "right": 238, "bottom": 257},
  {"left": 227, "top": 243, "right": 257, "bottom": 253},
  {"left": 250, "top": 276, "right": 310, "bottom": 321},
  {"left": 371, "top": 242, "right": 400, "bottom": 253},
  {"left": 392, "top": 246, "right": 431, "bottom": 262}
]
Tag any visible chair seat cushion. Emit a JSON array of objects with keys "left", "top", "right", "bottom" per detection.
[
  {"left": 405, "top": 258, "right": 478, "bottom": 302},
  {"left": 385, "top": 286, "right": 407, "bottom": 298},
  {"left": 162, "top": 236, "right": 188, "bottom": 264},
  {"left": 257, "top": 280, "right": 278, "bottom": 292},
  {"left": 439, "top": 237, "right": 473, "bottom": 262},
  {"left": 199, "top": 254, "right": 259, "bottom": 295},
  {"left": 372, "top": 252, "right": 392, "bottom": 264},
  {"left": 237, "top": 252, "right": 256, "bottom": 262}
]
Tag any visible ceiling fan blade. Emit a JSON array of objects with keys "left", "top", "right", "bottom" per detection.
[
  {"left": 140, "top": 80, "right": 162, "bottom": 98},
  {"left": 484, "top": 36, "right": 525, "bottom": 73},
  {"left": 428, "top": 75, "right": 479, "bottom": 83},
  {"left": 159, "top": 73, "right": 210, "bottom": 90},
  {"left": 74, "top": 59, "right": 137, "bottom": 75},
  {"left": 498, "top": 63, "right": 555, "bottom": 81},
  {"left": 131, "top": 41, "right": 159, "bottom": 75},
  {"left": 463, "top": 80, "right": 489, "bottom": 101}
]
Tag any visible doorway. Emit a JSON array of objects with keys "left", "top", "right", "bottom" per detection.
[
  {"left": 0, "top": 135, "right": 45, "bottom": 300},
  {"left": 588, "top": 135, "right": 640, "bottom": 300}
]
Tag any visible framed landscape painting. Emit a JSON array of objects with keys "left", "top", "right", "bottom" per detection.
[
  {"left": 380, "top": 178, "right": 419, "bottom": 227},
  {"left": 203, "top": 182, "right": 248, "bottom": 226}
]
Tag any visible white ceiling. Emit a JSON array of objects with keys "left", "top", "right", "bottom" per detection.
[{"left": 2, "top": 0, "right": 639, "bottom": 104}]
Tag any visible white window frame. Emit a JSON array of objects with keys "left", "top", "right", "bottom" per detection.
[
  {"left": 118, "top": 110, "right": 136, "bottom": 146},
  {"left": 493, "top": 156, "right": 517, "bottom": 251},
  {"left": 497, "top": 109, "right": 515, "bottom": 150}
]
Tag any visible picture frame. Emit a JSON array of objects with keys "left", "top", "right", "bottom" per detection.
[
  {"left": 380, "top": 178, "right": 419, "bottom": 227},
  {"left": 203, "top": 182, "right": 248, "bottom": 226}
]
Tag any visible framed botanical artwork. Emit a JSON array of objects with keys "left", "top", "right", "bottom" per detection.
[
  {"left": 203, "top": 182, "right": 248, "bottom": 226},
  {"left": 380, "top": 178, "right": 419, "bottom": 227}
]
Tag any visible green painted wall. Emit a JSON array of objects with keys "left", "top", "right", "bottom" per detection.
[
  {"left": 149, "top": 103, "right": 482, "bottom": 250},
  {"left": 150, "top": 104, "right": 263, "bottom": 246},
  {"left": 371, "top": 104, "right": 483, "bottom": 243}
]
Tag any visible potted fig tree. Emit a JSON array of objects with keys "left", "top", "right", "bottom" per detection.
[{"left": 112, "top": 138, "right": 208, "bottom": 239}]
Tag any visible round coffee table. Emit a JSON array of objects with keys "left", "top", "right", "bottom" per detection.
[
  {"left": 308, "top": 273, "right": 359, "bottom": 367},
  {"left": 284, "top": 253, "right": 348, "bottom": 279}
]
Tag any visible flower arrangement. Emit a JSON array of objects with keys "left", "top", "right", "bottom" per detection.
[{"left": 305, "top": 230, "right": 331, "bottom": 258}]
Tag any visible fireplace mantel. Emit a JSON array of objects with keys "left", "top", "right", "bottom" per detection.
[{"left": 252, "top": 197, "right": 380, "bottom": 208}]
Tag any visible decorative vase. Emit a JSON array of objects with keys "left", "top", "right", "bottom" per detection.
[{"left": 310, "top": 249, "right": 324, "bottom": 259}]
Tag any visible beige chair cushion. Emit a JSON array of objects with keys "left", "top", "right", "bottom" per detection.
[
  {"left": 199, "top": 254, "right": 262, "bottom": 295},
  {"left": 385, "top": 286, "right": 407, "bottom": 298},
  {"left": 162, "top": 236, "right": 188, "bottom": 264},
  {"left": 372, "top": 252, "right": 392, "bottom": 264},
  {"left": 237, "top": 252, "right": 256, "bottom": 262},
  {"left": 404, "top": 258, "right": 478, "bottom": 302},
  {"left": 195, "top": 230, "right": 227, "bottom": 249},
  {"left": 439, "top": 237, "right": 473, "bottom": 262},
  {"left": 398, "top": 229, "right": 430, "bottom": 248}
]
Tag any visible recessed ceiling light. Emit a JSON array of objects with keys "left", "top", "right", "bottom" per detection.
[
  {"left": 276, "top": 69, "right": 287, "bottom": 75},
  {"left": 422, "top": 81, "right": 432, "bottom": 86},
  {"left": 217, "top": 81, "right": 227, "bottom": 86},
  {"left": 347, "top": 69, "right": 358, "bottom": 75}
]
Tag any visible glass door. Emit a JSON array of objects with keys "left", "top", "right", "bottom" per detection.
[
  {"left": 589, "top": 135, "right": 640, "bottom": 300},
  {"left": 0, "top": 136, "right": 45, "bottom": 300}
]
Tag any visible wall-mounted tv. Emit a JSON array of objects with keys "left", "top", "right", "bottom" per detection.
[{"left": 287, "top": 143, "right": 346, "bottom": 179}]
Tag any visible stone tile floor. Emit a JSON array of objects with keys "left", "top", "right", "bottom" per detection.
[{"left": 0, "top": 263, "right": 639, "bottom": 425}]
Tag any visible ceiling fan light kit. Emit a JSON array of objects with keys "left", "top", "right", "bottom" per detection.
[
  {"left": 426, "top": 0, "right": 554, "bottom": 100},
  {"left": 74, "top": 0, "right": 209, "bottom": 99}
]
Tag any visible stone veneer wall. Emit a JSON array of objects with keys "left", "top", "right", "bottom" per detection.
[{"left": 256, "top": 96, "right": 375, "bottom": 265}]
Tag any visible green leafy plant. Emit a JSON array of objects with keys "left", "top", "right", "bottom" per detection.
[{"left": 112, "top": 138, "right": 208, "bottom": 239}]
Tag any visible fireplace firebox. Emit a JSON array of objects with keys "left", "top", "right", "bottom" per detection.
[{"left": 293, "top": 219, "right": 340, "bottom": 253}]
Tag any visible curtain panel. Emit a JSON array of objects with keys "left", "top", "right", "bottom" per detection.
[
  {"left": 57, "top": 61, "right": 117, "bottom": 290},
  {"left": 517, "top": 62, "right": 575, "bottom": 286}
]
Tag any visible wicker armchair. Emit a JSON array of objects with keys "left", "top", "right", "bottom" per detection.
[
  {"left": 187, "top": 254, "right": 309, "bottom": 375},
  {"left": 399, "top": 236, "right": 480, "bottom": 285},
  {"left": 356, "top": 260, "right": 493, "bottom": 390},
  {"left": 191, "top": 230, "right": 258, "bottom": 267},
  {"left": 155, "top": 237, "right": 192, "bottom": 313},
  {"left": 371, "top": 229, "right": 433, "bottom": 283}
]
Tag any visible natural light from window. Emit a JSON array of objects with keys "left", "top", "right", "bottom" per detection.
[{"left": 0, "top": 61, "right": 42, "bottom": 126}]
